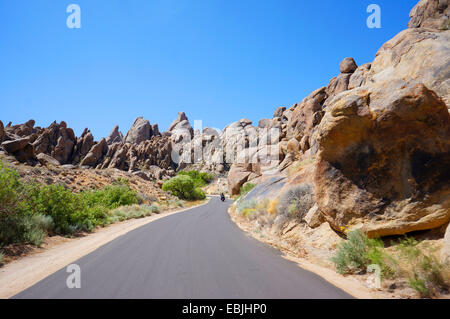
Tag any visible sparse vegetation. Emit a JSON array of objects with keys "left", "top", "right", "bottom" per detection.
[
  {"left": 109, "top": 205, "right": 157, "bottom": 222},
  {"left": 178, "top": 171, "right": 214, "bottom": 188},
  {"left": 331, "top": 230, "right": 391, "bottom": 276},
  {"left": 276, "top": 184, "right": 313, "bottom": 220},
  {"left": 331, "top": 230, "right": 449, "bottom": 298},
  {"left": 163, "top": 171, "right": 210, "bottom": 200},
  {"left": 395, "top": 237, "right": 448, "bottom": 297},
  {"left": 239, "top": 183, "right": 256, "bottom": 197},
  {"left": 0, "top": 162, "right": 143, "bottom": 248},
  {"left": 237, "top": 199, "right": 257, "bottom": 214}
]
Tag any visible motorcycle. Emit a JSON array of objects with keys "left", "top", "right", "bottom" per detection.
[{"left": 220, "top": 194, "right": 225, "bottom": 202}]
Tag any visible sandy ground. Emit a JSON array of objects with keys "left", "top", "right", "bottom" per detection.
[
  {"left": 0, "top": 200, "right": 209, "bottom": 299},
  {"left": 227, "top": 208, "right": 390, "bottom": 299}
]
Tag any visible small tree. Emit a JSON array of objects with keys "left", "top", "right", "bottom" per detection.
[{"left": 162, "top": 175, "right": 195, "bottom": 200}]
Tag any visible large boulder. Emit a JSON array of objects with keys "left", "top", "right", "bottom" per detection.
[
  {"left": 227, "top": 163, "right": 261, "bottom": 195},
  {"left": 408, "top": 0, "right": 449, "bottom": 30},
  {"left": 101, "top": 134, "right": 173, "bottom": 172},
  {"left": 4, "top": 119, "right": 39, "bottom": 139},
  {"left": 314, "top": 81, "right": 450, "bottom": 237},
  {"left": 32, "top": 121, "right": 76, "bottom": 164},
  {"left": 71, "top": 130, "right": 94, "bottom": 163},
  {"left": 106, "top": 125, "right": 123, "bottom": 145},
  {"left": 80, "top": 138, "right": 109, "bottom": 167},
  {"left": 304, "top": 204, "right": 324, "bottom": 229},
  {"left": 288, "top": 87, "right": 326, "bottom": 144},
  {"left": 348, "top": 63, "right": 372, "bottom": 90},
  {"left": 258, "top": 119, "right": 272, "bottom": 128},
  {"left": 273, "top": 107, "right": 286, "bottom": 118},
  {"left": 370, "top": 27, "right": 450, "bottom": 108},
  {"left": 168, "top": 112, "right": 189, "bottom": 131},
  {"left": 2, "top": 138, "right": 30, "bottom": 154},
  {"left": 339, "top": 57, "right": 358, "bottom": 74},
  {"left": 36, "top": 153, "right": 61, "bottom": 166},
  {"left": 152, "top": 124, "right": 161, "bottom": 136},
  {"left": 169, "top": 112, "right": 194, "bottom": 140},
  {"left": 2, "top": 138, "right": 35, "bottom": 163},
  {"left": 124, "top": 117, "right": 152, "bottom": 144}
]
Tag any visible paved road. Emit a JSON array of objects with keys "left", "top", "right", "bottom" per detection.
[{"left": 14, "top": 197, "right": 352, "bottom": 299}]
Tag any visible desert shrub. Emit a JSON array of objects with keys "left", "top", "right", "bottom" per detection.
[
  {"left": 409, "top": 274, "right": 429, "bottom": 297},
  {"left": 0, "top": 162, "right": 27, "bottom": 244},
  {"left": 0, "top": 162, "right": 22, "bottom": 212},
  {"left": 178, "top": 171, "right": 213, "bottom": 188},
  {"left": 22, "top": 214, "right": 54, "bottom": 246},
  {"left": 237, "top": 199, "right": 257, "bottom": 214},
  {"left": 0, "top": 251, "right": 3, "bottom": 265},
  {"left": 81, "top": 182, "right": 138, "bottom": 210},
  {"left": 396, "top": 237, "right": 448, "bottom": 297},
  {"left": 241, "top": 208, "right": 257, "bottom": 219},
  {"left": 162, "top": 175, "right": 195, "bottom": 199},
  {"left": 32, "top": 185, "right": 81, "bottom": 234},
  {"left": 276, "top": 184, "right": 314, "bottom": 220},
  {"left": 111, "top": 205, "right": 155, "bottom": 222},
  {"left": 146, "top": 205, "right": 161, "bottom": 214},
  {"left": 240, "top": 183, "right": 256, "bottom": 197},
  {"left": 267, "top": 199, "right": 278, "bottom": 215},
  {"left": 0, "top": 162, "right": 142, "bottom": 247},
  {"left": 331, "top": 230, "right": 391, "bottom": 276},
  {"left": 255, "top": 199, "right": 270, "bottom": 212},
  {"left": 163, "top": 175, "right": 208, "bottom": 200},
  {"left": 171, "top": 199, "right": 185, "bottom": 207},
  {"left": 192, "top": 187, "right": 206, "bottom": 200}
]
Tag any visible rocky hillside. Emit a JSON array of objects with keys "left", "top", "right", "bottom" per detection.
[{"left": 228, "top": 0, "right": 450, "bottom": 240}]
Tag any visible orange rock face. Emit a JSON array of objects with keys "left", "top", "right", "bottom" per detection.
[{"left": 314, "top": 82, "right": 450, "bottom": 237}]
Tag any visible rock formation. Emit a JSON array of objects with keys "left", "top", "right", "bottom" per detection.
[
  {"left": 227, "top": 0, "right": 450, "bottom": 237},
  {"left": 106, "top": 126, "right": 123, "bottom": 145},
  {"left": 124, "top": 117, "right": 152, "bottom": 144},
  {"left": 408, "top": 0, "right": 449, "bottom": 29}
]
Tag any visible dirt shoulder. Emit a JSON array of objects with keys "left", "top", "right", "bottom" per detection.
[
  {"left": 0, "top": 200, "right": 209, "bottom": 299},
  {"left": 228, "top": 208, "right": 395, "bottom": 299}
]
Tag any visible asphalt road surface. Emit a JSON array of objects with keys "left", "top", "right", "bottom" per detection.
[{"left": 14, "top": 197, "right": 352, "bottom": 299}]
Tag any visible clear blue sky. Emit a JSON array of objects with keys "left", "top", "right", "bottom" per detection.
[{"left": 0, "top": 0, "right": 418, "bottom": 140}]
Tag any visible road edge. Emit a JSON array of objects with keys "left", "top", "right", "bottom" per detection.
[
  {"left": 227, "top": 207, "right": 384, "bottom": 299},
  {"left": 0, "top": 199, "right": 210, "bottom": 299}
]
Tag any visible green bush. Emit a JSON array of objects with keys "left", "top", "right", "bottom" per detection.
[
  {"left": 81, "top": 183, "right": 138, "bottom": 210},
  {"left": 396, "top": 237, "right": 448, "bottom": 297},
  {"left": 192, "top": 187, "right": 206, "bottom": 200},
  {"left": 276, "top": 184, "right": 313, "bottom": 219},
  {"left": 331, "top": 230, "right": 391, "bottom": 276},
  {"left": 162, "top": 175, "right": 195, "bottom": 199},
  {"left": 32, "top": 185, "right": 83, "bottom": 234},
  {"left": 178, "top": 171, "right": 214, "bottom": 188},
  {"left": 237, "top": 199, "right": 257, "bottom": 214},
  {"left": 0, "top": 162, "right": 142, "bottom": 248},
  {"left": 240, "top": 183, "right": 256, "bottom": 197},
  {"left": 162, "top": 174, "right": 208, "bottom": 200},
  {"left": 409, "top": 274, "right": 429, "bottom": 297},
  {"left": 110, "top": 205, "right": 155, "bottom": 222}
]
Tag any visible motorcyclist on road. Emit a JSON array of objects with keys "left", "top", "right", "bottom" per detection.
[{"left": 220, "top": 193, "right": 225, "bottom": 202}]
